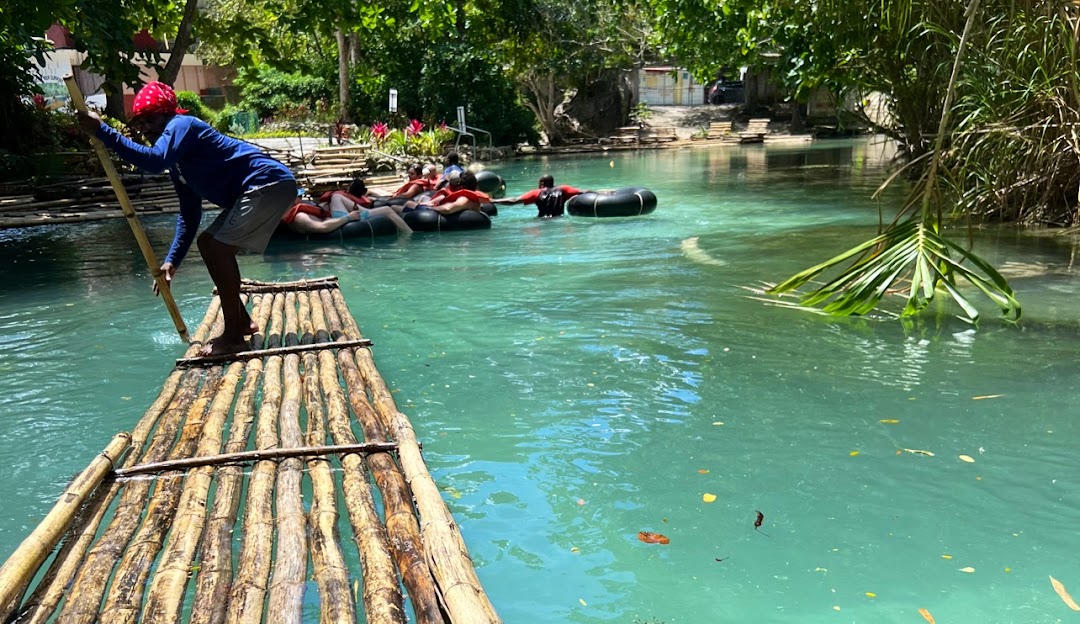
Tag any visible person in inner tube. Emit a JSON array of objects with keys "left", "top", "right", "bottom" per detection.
[
  {"left": 402, "top": 170, "right": 462, "bottom": 212},
  {"left": 374, "top": 163, "right": 431, "bottom": 200},
  {"left": 281, "top": 188, "right": 413, "bottom": 235},
  {"left": 411, "top": 171, "right": 490, "bottom": 215},
  {"left": 440, "top": 151, "right": 465, "bottom": 185},
  {"left": 494, "top": 174, "right": 587, "bottom": 218}
]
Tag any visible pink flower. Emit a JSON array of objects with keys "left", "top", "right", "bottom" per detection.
[
  {"left": 407, "top": 119, "right": 424, "bottom": 135},
  {"left": 372, "top": 122, "right": 389, "bottom": 139},
  {"left": 32, "top": 94, "right": 46, "bottom": 109},
  {"left": 438, "top": 121, "right": 448, "bottom": 131}
]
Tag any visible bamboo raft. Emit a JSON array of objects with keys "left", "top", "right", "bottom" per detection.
[{"left": 0, "top": 276, "right": 500, "bottom": 624}]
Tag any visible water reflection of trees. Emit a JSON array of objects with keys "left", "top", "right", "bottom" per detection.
[{"left": 0, "top": 215, "right": 180, "bottom": 294}]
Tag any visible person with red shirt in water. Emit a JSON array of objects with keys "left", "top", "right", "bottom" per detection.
[
  {"left": 494, "top": 174, "right": 586, "bottom": 218},
  {"left": 76, "top": 81, "right": 296, "bottom": 357},
  {"left": 424, "top": 171, "right": 490, "bottom": 215}
]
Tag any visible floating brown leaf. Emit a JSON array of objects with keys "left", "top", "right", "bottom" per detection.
[
  {"left": 637, "top": 531, "right": 670, "bottom": 545},
  {"left": 918, "top": 607, "right": 936, "bottom": 623},
  {"left": 1050, "top": 576, "right": 1080, "bottom": 611}
]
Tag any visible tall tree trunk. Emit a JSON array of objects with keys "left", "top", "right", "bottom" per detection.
[
  {"left": 157, "top": 0, "right": 199, "bottom": 86},
  {"left": 455, "top": 0, "right": 466, "bottom": 39},
  {"left": 521, "top": 72, "right": 563, "bottom": 145},
  {"left": 335, "top": 28, "right": 350, "bottom": 122},
  {"left": 790, "top": 100, "right": 805, "bottom": 133},
  {"left": 104, "top": 79, "right": 126, "bottom": 120},
  {"left": 349, "top": 33, "right": 360, "bottom": 65}
]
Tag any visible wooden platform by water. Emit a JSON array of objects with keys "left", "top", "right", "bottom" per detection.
[{"left": 0, "top": 276, "right": 500, "bottom": 624}]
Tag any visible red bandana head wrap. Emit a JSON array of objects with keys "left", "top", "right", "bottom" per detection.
[{"left": 131, "top": 81, "right": 188, "bottom": 118}]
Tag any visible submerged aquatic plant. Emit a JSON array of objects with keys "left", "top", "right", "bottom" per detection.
[{"left": 768, "top": 0, "right": 1020, "bottom": 324}]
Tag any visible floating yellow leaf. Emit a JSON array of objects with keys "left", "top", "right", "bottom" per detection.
[
  {"left": 570, "top": 547, "right": 579, "bottom": 553},
  {"left": 850, "top": 450, "right": 860, "bottom": 457},
  {"left": 959, "top": 455, "right": 976, "bottom": 463},
  {"left": 972, "top": 394, "right": 1004, "bottom": 400},
  {"left": 698, "top": 469, "right": 710, "bottom": 474},
  {"left": 1050, "top": 575, "right": 1080, "bottom": 611},
  {"left": 1005, "top": 567, "right": 1011, "bottom": 573},
  {"left": 880, "top": 419, "right": 900, "bottom": 424},
  {"left": 901, "top": 448, "right": 935, "bottom": 456},
  {"left": 579, "top": 598, "right": 587, "bottom": 606},
  {"left": 959, "top": 566, "right": 975, "bottom": 573},
  {"left": 919, "top": 607, "right": 936, "bottom": 623},
  {"left": 712, "top": 421, "right": 724, "bottom": 426},
  {"left": 865, "top": 592, "right": 876, "bottom": 598},
  {"left": 702, "top": 493, "right": 717, "bottom": 503},
  {"left": 942, "top": 554, "right": 953, "bottom": 559},
  {"left": 832, "top": 605, "right": 840, "bottom": 611}
]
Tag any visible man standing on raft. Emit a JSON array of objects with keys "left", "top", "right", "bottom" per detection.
[
  {"left": 494, "top": 174, "right": 585, "bottom": 218},
  {"left": 77, "top": 81, "right": 296, "bottom": 357}
]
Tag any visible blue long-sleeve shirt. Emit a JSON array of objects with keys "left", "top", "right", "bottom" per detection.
[{"left": 96, "top": 115, "right": 294, "bottom": 266}]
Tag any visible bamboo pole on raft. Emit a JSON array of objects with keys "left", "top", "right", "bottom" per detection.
[
  {"left": 329, "top": 289, "right": 502, "bottom": 624},
  {"left": 55, "top": 300, "right": 224, "bottom": 624},
  {"left": 140, "top": 360, "right": 244, "bottom": 623},
  {"left": 265, "top": 292, "right": 308, "bottom": 624},
  {"left": 0, "top": 432, "right": 131, "bottom": 616},
  {"left": 57, "top": 371, "right": 202, "bottom": 624},
  {"left": 300, "top": 292, "right": 356, "bottom": 624},
  {"left": 317, "top": 289, "right": 440, "bottom": 624},
  {"left": 315, "top": 290, "right": 415, "bottom": 624},
  {"left": 225, "top": 292, "right": 286, "bottom": 624},
  {"left": 15, "top": 356, "right": 192, "bottom": 624},
  {"left": 63, "top": 75, "right": 190, "bottom": 343},
  {"left": 191, "top": 292, "right": 271, "bottom": 624},
  {"left": 97, "top": 368, "right": 225, "bottom": 624}
]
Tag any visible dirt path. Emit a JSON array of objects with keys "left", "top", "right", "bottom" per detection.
[{"left": 639, "top": 104, "right": 740, "bottom": 139}]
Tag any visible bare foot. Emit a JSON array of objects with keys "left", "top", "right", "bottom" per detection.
[
  {"left": 198, "top": 336, "right": 250, "bottom": 357},
  {"left": 239, "top": 311, "right": 258, "bottom": 336}
]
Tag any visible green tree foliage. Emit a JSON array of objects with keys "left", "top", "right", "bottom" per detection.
[
  {"left": 175, "top": 89, "right": 217, "bottom": 121},
  {"left": 233, "top": 64, "right": 335, "bottom": 119},
  {"left": 347, "top": 39, "right": 537, "bottom": 145},
  {"left": 497, "top": 0, "right": 654, "bottom": 143},
  {"left": 1, "top": 0, "right": 75, "bottom": 153},
  {"left": 650, "top": 0, "right": 1030, "bottom": 320}
]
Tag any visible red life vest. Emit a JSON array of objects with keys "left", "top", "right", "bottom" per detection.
[
  {"left": 440, "top": 189, "right": 490, "bottom": 204},
  {"left": 393, "top": 178, "right": 433, "bottom": 196},
  {"left": 281, "top": 201, "right": 329, "bottom": 225}
]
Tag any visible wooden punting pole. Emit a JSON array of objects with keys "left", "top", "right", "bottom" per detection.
[{"left": 63, "top": 75, "right": 190, "bottom": 343}]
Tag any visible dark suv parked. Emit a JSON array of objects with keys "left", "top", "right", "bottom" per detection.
[{"left": 707, "top": 80, "right": 745, "bottom": 104}]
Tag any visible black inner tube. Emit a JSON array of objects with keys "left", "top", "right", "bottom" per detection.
[{"left": 567, "top": 187, "right": 657, "bottom": 217}]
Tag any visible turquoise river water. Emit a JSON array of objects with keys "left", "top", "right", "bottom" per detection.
[{"left": 2, "top": 139, "right": 1080, "bottom": 623}]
